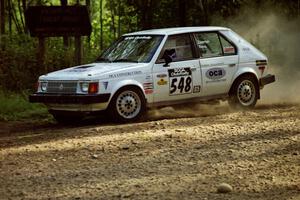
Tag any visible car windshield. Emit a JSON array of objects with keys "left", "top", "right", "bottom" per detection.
[{"left": 96, "top": 35, "right": 164, "bottom": 63}]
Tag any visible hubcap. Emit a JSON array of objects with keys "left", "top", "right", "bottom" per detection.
[
  {"left": 116, "top": 91, "right": 141, "bottom": 119},
  {"left": 237, "top": 80, "right": 256, "bottom": 106}
]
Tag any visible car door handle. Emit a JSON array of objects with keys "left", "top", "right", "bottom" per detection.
[
  {"left": 157, "top": 74, "right": 167, "bottom": 78},
  {"left": 229, "top": 64, "right": 236, "bottom": 67},
  {"left": 211, "top": 62, "right": 224, "bottom": 67},
  {"left": 191, "top": 67, "right": 197, "bottom": 71}
]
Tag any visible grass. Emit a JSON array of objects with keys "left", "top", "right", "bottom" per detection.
[{"left": 0, "top": 91, "right": 51, "bottom": 121}]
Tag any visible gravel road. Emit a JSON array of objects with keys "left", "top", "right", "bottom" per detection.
[{"left": 0, "top": 103, "right": 299, "bottom": 200}]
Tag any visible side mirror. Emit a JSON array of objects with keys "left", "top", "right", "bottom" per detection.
[
  {"left": 162, "top": 49, "right": 175, "bottom": 67},
  {"left": 163, "top": 54, "right": 172, "bottom": 67}
]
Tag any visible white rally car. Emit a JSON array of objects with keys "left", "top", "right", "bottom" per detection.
[{"left": 30, "top": 27, "right": 275, "bottom": 123}]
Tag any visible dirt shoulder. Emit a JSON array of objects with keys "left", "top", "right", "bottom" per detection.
[{"left": 0, "top": 104, "right": 299, "bottom": 200}]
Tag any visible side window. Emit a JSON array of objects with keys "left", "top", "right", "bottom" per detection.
[
  {"left": 219, "top": 35, "right": 237, "bottom": 56},
  {"left": 194, "top": 32, "right": 223, "bottom": 58},
  {"left": 158, "top": 34, "right": 194, "bottom": 63}
]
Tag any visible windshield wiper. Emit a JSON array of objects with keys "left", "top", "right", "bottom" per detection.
[
  {"left": 95, "top": 57, "right": 112, "bottom": 62},
  {"left": 112, "top": 58, "right": 138, "bottom": 63}
]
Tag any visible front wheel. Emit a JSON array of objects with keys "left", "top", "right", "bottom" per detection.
[
  {"left": 108, "top": 87, "right": 146, "bottom": 123},
  {"left": 228, "top": 75, "right": 258, "bottom": 109}
]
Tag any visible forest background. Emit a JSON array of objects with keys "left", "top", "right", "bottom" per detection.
[{"left": 0, "top": 0, "right": 299, "bottom": 120}]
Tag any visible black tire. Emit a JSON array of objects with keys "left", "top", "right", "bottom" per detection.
[
  {"left": 49, "top": 110, "right": 85, "bottom": 124},
  {"left": 108, "top": 87, "right": 146, "bottom": 123},
  {"left": 228, "top": 75, "right": 259, "bottom": 109}
]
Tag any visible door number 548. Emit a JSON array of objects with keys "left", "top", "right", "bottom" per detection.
[{"left": 169, "top": 76, "right": 192, "bottom": 95}]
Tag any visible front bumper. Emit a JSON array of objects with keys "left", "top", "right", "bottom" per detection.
[
  {"left": 29, "top": 93, "right": 111, "bottom": 104},
  {"left": 259, "top": 74, "right": 275, "bottom": 87}
]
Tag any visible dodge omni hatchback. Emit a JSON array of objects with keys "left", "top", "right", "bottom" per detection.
[{"left": 30, "top": 27, "right": 275, "bottom": 123}]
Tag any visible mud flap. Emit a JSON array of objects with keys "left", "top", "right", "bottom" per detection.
[{"left": 259, "top": 74, "right": 275, "bottom": 87}]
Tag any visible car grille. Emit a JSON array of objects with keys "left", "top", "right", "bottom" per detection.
[{"left": 46, "top": 81, "right": 78, "bottom": 94}]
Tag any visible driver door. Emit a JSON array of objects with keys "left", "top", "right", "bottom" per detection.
[{"left": 152, "top": 34, "right": 202, "bottom": 103}]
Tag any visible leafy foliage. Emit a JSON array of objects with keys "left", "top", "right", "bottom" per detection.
[{"left": 0, "top": 90, "right": 49, "bottom": 121}]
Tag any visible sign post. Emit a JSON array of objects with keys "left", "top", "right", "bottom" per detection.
[
  {"left": 61, "top": 0, "right": 69, "bottom": 49},
  {"left": 75, "top": 36, "right": 81, "bottom": 65},
  {"left": 37, "top": 37, "right": 46, "bottom": 72}
]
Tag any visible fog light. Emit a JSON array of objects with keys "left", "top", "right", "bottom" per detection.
[
  {"left": 80, "top": 82, "right": 89, "bottom": 92},
  {"left": 40, "top": 82, "right": 47, "bottom": 92},
  {"left": 88, "top": 82, "right": 99, "bottom": 94}
]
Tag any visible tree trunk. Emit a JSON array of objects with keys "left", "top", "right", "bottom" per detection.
[
  {"left": 17, "top": 0, "right": 25, "bottom": 32},
  {"left": 140, "top": 0, "right": 149, "bottom": 29},
  {"left": 297, "top": 0, "right": 300, "bottom": 17},
  {"left": 178, "top": 0, "right": 186, "bottom": 26},
  {"left": 0, "top": 0, "right": 5, "bottom": 34},
  {"left": 139, "top": 0, "right": 155, "bottom": 29},
  {"left": 100, "top": 0, "right": 103, "bottom": 50},
  {"left": 21, "top": 0, "right": 27, "bottom": 33},
  {"left": 8, "top": 0, "right": 11, "bottom": 34},
  {"left": 194, "top": 0, "right": 209, "bottom": 25},
  {"left": 110, "top": 0, "right": 116, "bottom": 40},
  {"left": 203, "top": 0, "right": 209, "bottom": 25},
  {"left": 10, "top": 1, "right": 22, "bottom": 33},
  {"left": 117, "top": 0, "right": 121, "bottom": 37}
]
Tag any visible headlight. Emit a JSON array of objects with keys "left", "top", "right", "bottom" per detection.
[
  {"left": 80, "top": 82, "right": 89, "bottom": 92},
  {"left": 40, "top": 82, "right": 47, "bottom": 91}
]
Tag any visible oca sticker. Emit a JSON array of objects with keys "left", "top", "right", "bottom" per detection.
[{"left": 206, "top": 68, "right": 226, "bottom": 80}]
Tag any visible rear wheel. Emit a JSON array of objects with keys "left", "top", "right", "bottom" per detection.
[
  {"left": 108, "top": 87, "right": 146, "bottom": 123},
  {"left": 228, "top": 75, "right": 258, "bottom": 109}
]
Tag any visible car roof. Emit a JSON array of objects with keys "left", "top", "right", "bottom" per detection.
[{"left": 124, "top": 26, "right": 230, "bottom": 36}]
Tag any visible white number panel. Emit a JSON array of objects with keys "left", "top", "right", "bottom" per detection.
[{"left": 168, "top": 68, "right": 193, "bottom": 96}]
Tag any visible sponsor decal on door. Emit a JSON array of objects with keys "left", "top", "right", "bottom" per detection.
[{"left": 205, "top": 68, "right": 226, "bottom": 83}]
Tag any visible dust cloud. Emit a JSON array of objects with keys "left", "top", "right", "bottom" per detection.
[
  {"left": 223, "top": 11, "right": 300, "bottom": 104},
  {"left": 148, "top": 103, "right": 231, "bottom": 120}
]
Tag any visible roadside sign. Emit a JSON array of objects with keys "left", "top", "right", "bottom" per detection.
[{"left": 25, "top": 6, "right": 92, "bottom": 37}]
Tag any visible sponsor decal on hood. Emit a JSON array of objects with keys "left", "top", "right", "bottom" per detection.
[{"left": 109, "top": 71, "right": 143, "bottom": 78}]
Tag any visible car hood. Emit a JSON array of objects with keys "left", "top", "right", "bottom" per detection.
[{"left": 40, "top": 62, "right": 148, "bottom": 80}]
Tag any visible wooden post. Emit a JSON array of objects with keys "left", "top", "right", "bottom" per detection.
[
  {"left": 75, "top": 36, "right": 81, "bottom": 65},
  {"left": 61, "top": 0, "right": 69, "bottom": 49},
  {"left": 74, "top": 1, "right": 81, "bottom": 65},
  {"left": 86, "top": 0, "right": 90, "bottom": 49},
  {"left": 38, "top": 37, "right": 46, "bottom": 73}
]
